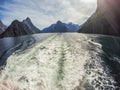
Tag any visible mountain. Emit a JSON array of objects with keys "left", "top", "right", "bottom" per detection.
[
  {"left": 0, "top": 18, "right": 41, "bottom": 38},
  {"left": 66, "top": 22, "right": 81, "bottom": 32},
  {"left": 23, "top": 17, "right": 40, "bottom": 33},
  {"left": 42, "top": 21, "right": 80, "bottom": 33},
  {"left": 78, "top": 0, "right": 120, "bottom": 37},
  {"left": 0, "top": 20, "right": 6, "bottom": 34},
  {"left": 42, "top": 21, "right": 68, "bottom": 33}
]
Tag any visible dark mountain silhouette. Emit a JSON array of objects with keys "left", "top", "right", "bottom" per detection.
[
  {"left": 78, "top": 0, "right": 120, "bottom": 37},
  {"left": 0, "top": 18, "right": 41, "bottom": 38},
  {"left": 0, "top": 20, "right": 6, "bottom": 34},
  {"left": 42, "top": 21, "right": 80, "bottom": 33},
  {"left": 66, "top": 22, "right": 81, "bottom": 32},
  {"left": 23, "top": 17, "right": 40, "bottom": 33},
  {"left": 42, "top": 21, "right": 68, "bottom": 33}
]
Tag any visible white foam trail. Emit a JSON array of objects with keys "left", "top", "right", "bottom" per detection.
[{"left": 0, "top": 33, "right": 118, "bottom": 90}]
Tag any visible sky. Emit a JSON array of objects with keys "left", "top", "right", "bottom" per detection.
[{"left": 0, "top": 0, "right": 97, "bottom": 29}]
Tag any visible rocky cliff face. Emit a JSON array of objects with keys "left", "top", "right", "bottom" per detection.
[
  {"left": 23, "top": 17, "right": 40, "bottom": 33},
  {"left": 0, "top": 18, "right": 41, "bottom": 38},
  {"left": 0, "top": 21, "right": 6, "bottom": 34},
  {"left": 79, "top": 0, "right": 120, "bottom": 37}
]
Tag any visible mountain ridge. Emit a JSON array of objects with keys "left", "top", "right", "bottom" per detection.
[
  {"left": 42, "top": 21, "right": 80, "bottom": 33},
  {"left": 66, "top": 22, "right": 81, "bottom": 32},
  {"left": 78, "top": 0, "right": 120, "bottom": 37},
  {"left": 0, "top": 18, "right": 41, "bottom": 38},
  {"left": 0, "top": 20, "right": 6, "bottom": 34}
]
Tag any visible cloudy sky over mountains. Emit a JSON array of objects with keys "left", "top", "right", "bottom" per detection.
[{"left": 0, "top": 0, "right": 97, "bottom": 29}]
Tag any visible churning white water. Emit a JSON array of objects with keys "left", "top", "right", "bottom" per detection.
[{"left": 0, "top": 33, "right": 119, "bottom": 90}]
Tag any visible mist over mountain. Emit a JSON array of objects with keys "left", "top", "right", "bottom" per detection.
[
  {"left": 0, "top": 18, "right": 41, "bottom": 38},
  {"left": 78, "top": 0, "right": 120, "bottom": 37}
]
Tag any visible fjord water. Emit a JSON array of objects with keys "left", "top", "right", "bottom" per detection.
[{"left": 0, "top": 33, "right": 120, "bottom": 90}]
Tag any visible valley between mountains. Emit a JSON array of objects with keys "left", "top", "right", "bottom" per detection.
[{"left": 0, "top": 33, "right": 120, "bottom": 90}]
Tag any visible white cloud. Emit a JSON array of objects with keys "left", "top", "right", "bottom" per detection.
[{"left": 0, "top": 0, "right": 97, "bottom": 29}]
